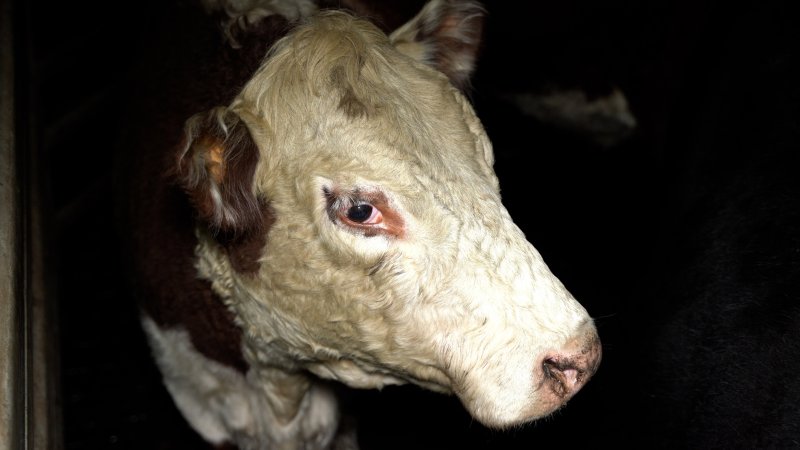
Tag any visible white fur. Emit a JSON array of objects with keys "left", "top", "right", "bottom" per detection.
[{"left": 142, "top": 315, "right": 340, "bottom": 449}]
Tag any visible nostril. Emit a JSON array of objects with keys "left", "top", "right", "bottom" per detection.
[{"left": 542, "top": 357, "right": 584, "bottom": 397}]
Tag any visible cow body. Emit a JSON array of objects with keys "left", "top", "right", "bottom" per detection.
[
  {"left": 622, "top": 3, "right": 800, "bottom": 446},
  {"left": 119, "top": 1, "right": 600, "bottom": 448}
]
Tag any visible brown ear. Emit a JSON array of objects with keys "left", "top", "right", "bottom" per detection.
[
  {"left": 176, "top": 107, "right": 263, "bottom": 233},
  {"left": 389, "top": 0, "right": 485, "bottom": 91}
]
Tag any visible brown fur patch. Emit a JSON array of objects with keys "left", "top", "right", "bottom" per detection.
[
  {"left": 136, "top": 182, "right": 249, "bottom": 374},
  {"left": 338, "top": 85, "right": 370, "bottom": 118},
  {"left": 329, "top": 58, "right": 372, "bottom": 118},
  {"left": 177, "top": 110, "right": 264, "bottom": 233},
  {"left": 217, "top": 204, "right": 276, "bottom": 275},
  {"left": 121, "top": 2, "right": 292, "bottom": 376}
]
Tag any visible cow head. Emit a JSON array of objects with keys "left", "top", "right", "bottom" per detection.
[{"left": 177, "top": 0, "right": 600, "bottom": 428}]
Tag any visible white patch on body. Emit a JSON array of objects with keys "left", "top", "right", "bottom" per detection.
[{"left": 141, "top": 315, "right": 341, "bottom": 449}]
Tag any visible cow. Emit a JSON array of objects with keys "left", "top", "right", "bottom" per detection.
[
  {"left": 612, "top": 1, "right": 800, "bottom": 447},
  {"left": 117, "top": 0, "right": 601, "bottom": 448}
]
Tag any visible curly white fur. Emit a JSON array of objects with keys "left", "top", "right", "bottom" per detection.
[{"left": 154, "top": 3, "right": 599, "bottom": 448}]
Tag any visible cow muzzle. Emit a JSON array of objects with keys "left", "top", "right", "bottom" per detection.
[{"left": 454, "top": 319, "right": 601, "bottom": 428}]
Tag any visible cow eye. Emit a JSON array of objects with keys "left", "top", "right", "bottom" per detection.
[
  {"left": 347, "top": 204, "right": 372, "bottom": 222},
  {"left": 323, "top": 187, "right": 392, "bottom": 233},
  {"left": 345, "top": 203, "right": 382, "bottom": 225}
]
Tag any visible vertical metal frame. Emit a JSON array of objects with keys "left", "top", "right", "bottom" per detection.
[{"left": 1, "top": 0, "right": 62, "bottom": 447}]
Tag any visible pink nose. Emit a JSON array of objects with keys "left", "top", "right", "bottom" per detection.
[{"left": 541, "top": 332, "right": 602, "bottom": 400}]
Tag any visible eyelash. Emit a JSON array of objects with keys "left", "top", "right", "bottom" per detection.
[
  {"left": 342, "top": 203, "right": 383, "bottom": 225},
  {"left": 322, "top": 186, "right": 403, "bottom": 238},
  {"left": 325, "top": 189, "right": 382, "bottom": 228}
]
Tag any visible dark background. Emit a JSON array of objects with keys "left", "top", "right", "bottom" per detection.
[{"left": 14, "top": 0, "right": 799, "bottom": 448}]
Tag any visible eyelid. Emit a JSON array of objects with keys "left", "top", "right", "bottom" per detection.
[
  {"left": 323, "top": 186, "right": 405, "bottom": 238},
  {"left": 342, "top": 203, "right": 383, "bottom": 226}
]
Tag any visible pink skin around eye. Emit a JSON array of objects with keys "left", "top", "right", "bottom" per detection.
[
  {"left": 325, "top": 187, "right": 405, "bottom": 238},
  {"left": 340, "top": 204, "right": 384, "bottom": 227},
  {"left": 360, "top": 205, "right": 383, "bottom": 225}
]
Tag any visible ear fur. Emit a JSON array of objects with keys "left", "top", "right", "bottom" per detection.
[
  {"left": 176, "top": 107, "right": 264, "bottom": 233},
  {"left": 389, "top": 0, "right": 485, "bottom": 91}
]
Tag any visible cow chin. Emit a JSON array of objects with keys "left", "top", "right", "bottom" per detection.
[
  {"left": 457, "top": 376, "right": 578, "bottom": 429},
  {"left": 307, "top": 357, "right": 454, "bottom": 394}
]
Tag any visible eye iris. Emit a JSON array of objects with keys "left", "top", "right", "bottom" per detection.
[{"left": 346, "top": 204, "right": 373, "bottom": 223}]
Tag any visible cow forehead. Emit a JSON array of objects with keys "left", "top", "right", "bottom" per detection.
[
  {"left": 304, "top": 109, "right": 492, "bottom": 187},
  {"left": 229, "top": 12, "right": 496, "bottom": 197},
  {"left": 247, "top": 70, "right": 491, "bottom": 182}
]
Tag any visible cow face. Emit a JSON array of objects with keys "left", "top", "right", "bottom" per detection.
[{"left": 177, "top": 1, "right": 600, "bottom": 428}]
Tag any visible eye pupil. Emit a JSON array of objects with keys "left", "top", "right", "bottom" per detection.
[{"left": 346, "top": 204, "right": 373, "bottom": 223}]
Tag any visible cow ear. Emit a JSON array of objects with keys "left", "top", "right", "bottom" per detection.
[
  {"left": 389, "top": 0, "right": 485, "bottom": 91},
  {"left": 176, "top": 107, "right": 263, "bottom": 234}
]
